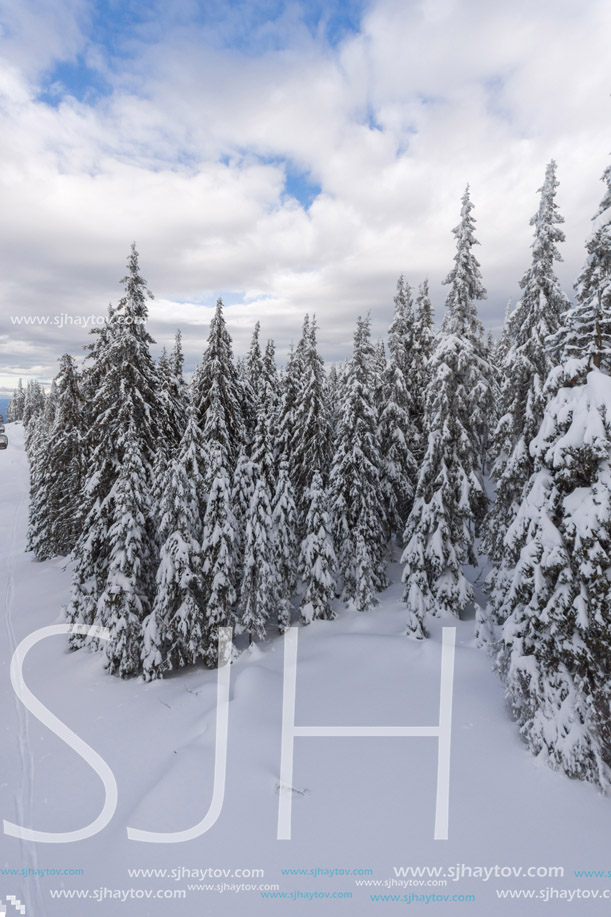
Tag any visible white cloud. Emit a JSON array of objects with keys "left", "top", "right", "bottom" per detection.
[{"left": 0, "top": 0, "right": 609, "bottom": 395}]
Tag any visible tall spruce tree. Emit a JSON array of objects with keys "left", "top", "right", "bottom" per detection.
[
  {"left": 299, "top": 470, "right": 337, "bottom": 624},
  {"left": 23, "top": 380, "right": 45, "bottom": 450},
  {"left": 379, "top": 281, "right": 418, "bottom": 539},
  {"left": 26, "top": 412, "right": 53, "bottom": 560},
  {"left": 67, "top": 245, "right": 161, "bottom": 658},
  {"left": 482, "top": 162, "right": 570, "bottom": 645},
  {"left": 47, "top": 355, "right": 86, "bottom": 556},
  {"left": 290, "top": 316, "right": 331, "bottom": 523},
  {"left": 251, "top": 340, "right": 279, "bottom": 493},
  {"left": 157, "top": 335, "right": 187, "bottom": 455},
  {"left": 402, "top": 187, "right": 492, "bottom": 638},
  {"left": 412, "top": 279, "right": 435, "bottom": 452},
  {"left": 239, "top": 471, "right": 276, "bottom": 644},
  {"left": 565, "top": 160, "right": 611, "bottom": 370},
  {"left": 142, "top": 408, "right": 208, "bottom": 679},
  {"left": 495, "top": 157, "right": 611, "bottom": 789},
  {"left": 7, "top": 378, "right": 25, "bottom": 422},
  {"left": 497, "top": 359, "right": 611, "bottom": 788},
  {"left": 277, "top": 341, "right": 303, "bottom": 470},
  {"left": 100, "top": 423, "right": 154, "bottom": 677},
  {"left": 192, "top": 298, "right": 244, "bottom": 473},
  {"left": 329, "top": 315, "right": 388, "bottom": 611},
  {"left": 231, "top": 444, "right": 256, "bottom": 587},
  {"left": 199, "top": 390, "right": 238, "bottom": 666},
  {"left": 272, "top": 456, "right": 298, "bottom": 632}
]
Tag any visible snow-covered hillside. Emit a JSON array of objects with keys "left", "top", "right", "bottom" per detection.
[{"left": 1, "top": 424, "right": 610, "bottom": 916}]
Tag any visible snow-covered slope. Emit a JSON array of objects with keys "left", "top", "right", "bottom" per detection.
[{"left": 1, "top": 424, "right": 610, "bottom": 915}]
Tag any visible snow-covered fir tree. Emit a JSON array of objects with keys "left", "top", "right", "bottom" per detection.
[
  {"left": 46, "top": 355, "right": 86, "bottom": 556},
  {"left": 7, "top": 378, "right": 25, "bottom": 422},
  {"left": 199, "top": 386, "right": 239, "bottom": 665},
  {"left": 23, "top": 380, "right": 45, "bottom": 449},
  {"left": 289, "top": 316, "right": 331, "bottom": 523},
  {"left": 379, "top": 280, "right": 418, "bottom": 539},
  {"left": 200, "top": 447, "right": 237, "bottom": 665},
  {"left": 251, "top": 340, "right": 279, "bottom": 493},
  {"left": 170, "top": 329, "right": 189, "bottom": 423},
  {"left": 239, "top": 471, "right": 276, "bottom": 643},
  {"left": 25, "top": 412, "right": 53, "bottom": 559},
  {"left": 142, "top": 460, "right": 204, "bottom": 680},
  {"left": 330, "top": 315, "right": 388, "bottom": 611},
  {"left": 142, "top": 408, "right": 208, "bottom": 680},
  {"left": 299, "top": 470, "right": 337, "bottom": 624},
  {"left": 191, "top": 298, "right": 244, "bottom": 474},
  {"left": 272, "top": 456, "right": 298, "bottom": 632},
  {"left": 325, "top": 363, "right": 342, "bottom": 437},
  {"left": 496, "top": 157, "right": 611, "bottom": 789},
  {"left": 497, "top": 359, "right": 611, "bottom": 788},
  {"left": 372, "top": 339, "right": 387, "bottom": 414},
  {"left": 100, "top": 422, "right": 155, "bottom": 677},
  {"left": 240, "top": 320, "right": 264, "bottom": 439},
  {"left": 483, "top": 161, "right": 571, "bottom": 644},
  {"left": 401, "top": 187, "right": 493, "bottom": 638},
  {"left": 67, "top": 245, "right": 162, "bottom": 655},
  {"left": 157, "top": 332, "right": 188, "bottom": 454},
  {"left": 231, "top": 444, "right": 256, "bottom": 586},
  {"left": 277, "top": 341, "right": 303, "bottom": 469},
  {"left": 246, "top": 320, "right": 264, "bottom": 399},
  {"left": 43, "top": 380, "right": 58, "bottom": 428},
  {"left": 412, "top": 279, "right": 435, "bottom": 451},
  {"left": 565, "top": 159, "right": 611, "bottom": 370}
]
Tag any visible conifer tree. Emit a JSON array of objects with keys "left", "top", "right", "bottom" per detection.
[
  {"left": 43, "top": 380, "right": 58, "bottom": 428},
  {"left": 26, "top": 412, "right": 53, "bottom": 560},
  {"left": 483, "top": 162, "right": 571, "bottom": 644},
  {"left": 277, "top": 340, "right": 304, "bottom": 469},
  {"left": 23, "top": 380, "right": 45, "bottom": 448},
  {"left": 239, "top": 471, "right": 276, "bottom": 644},
  {"left": 7, "top": 378, "right": 25, "bottom": 422},
  {"left": 239, "top": 320, "right": 263, "bottom": 440},
  {"left": 379, "top": 282, "right": 418, "bottom": 539},
  {"left": 192, "top": 298, "right": 244, "bottom": 473},
  {"left": 272, "top": 456, "right": 298, "bottom": 632},
  {"left": 496, "top": 156, "right": 611, "bottom": 788},
  {"left": 170, "top": 329, "right": 189, "bottom": 425},
  {"left": 142, "top": 408, "right": 208, "bottom": 679},
  {"left": 46, "top": 355, "right": 86, "bottom": 556},
  {"left": 199, "top": 387, "right": 239, "bottom": 666},
  {"left": 290, "top": 316, "right": 331, "bottom": 520},
  {"left": 326, "top": 363, "right": 342, "bottom": 437},
  {"left": 157, "top": 340, "right": 187, "bottom": 455},
  {"left": 565, "top": 160, "right": 611, "bottom": 370},
  {"left": 200, "top": 449, "right": 237, "bottom": 666},
  {"left": 412, "top": 279, "right": 435, "bottom": 450},
  {"left": 330, "top": 316, "right": 388, "bottom": 611},
  {"left": 247, "top": 321, "right": 264, "bottom": 400},
  {"left": 402, "top": 188, "right": 492, "bottom": 637},
  {"left": 99, "top": 424, "right": 154, "bottom": 677},
  {"left": 231, "top": 445, "right": 256, "bottom": 585},
  {"left": 299, "top": 470, "right": 337, "bottom": 624},
  {"left": 497, "top": 360, "right": 611, "bottom": 788},
  {"left": 251, "top": 340, "right": 279, "bottom": 493},
  {"left": 67, "top": 245, "right": 162, "bottom": 656}
]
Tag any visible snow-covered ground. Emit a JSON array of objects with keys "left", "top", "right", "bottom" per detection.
[{"left": 1, "top": 423, "right": 610, "bottom": 916}]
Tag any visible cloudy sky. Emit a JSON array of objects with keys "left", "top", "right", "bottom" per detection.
[{"left": 0, "top": 0, "right": 609, "bottom": 395}]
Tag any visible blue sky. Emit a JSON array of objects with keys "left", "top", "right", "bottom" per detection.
[
  {"left": 0, "top": 0, "right": 609, "bottom": 393},
  {"left": 39, "top": 0, "right": 365, "bottom": 108}
]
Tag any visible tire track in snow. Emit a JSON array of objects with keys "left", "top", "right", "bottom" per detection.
[{"left": 4, "top": 482, "right": 43, "bottom": 914}]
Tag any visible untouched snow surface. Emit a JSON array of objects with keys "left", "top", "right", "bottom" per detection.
[{"left": 1, "top": 423, "right": 610, "bottom": 915}]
